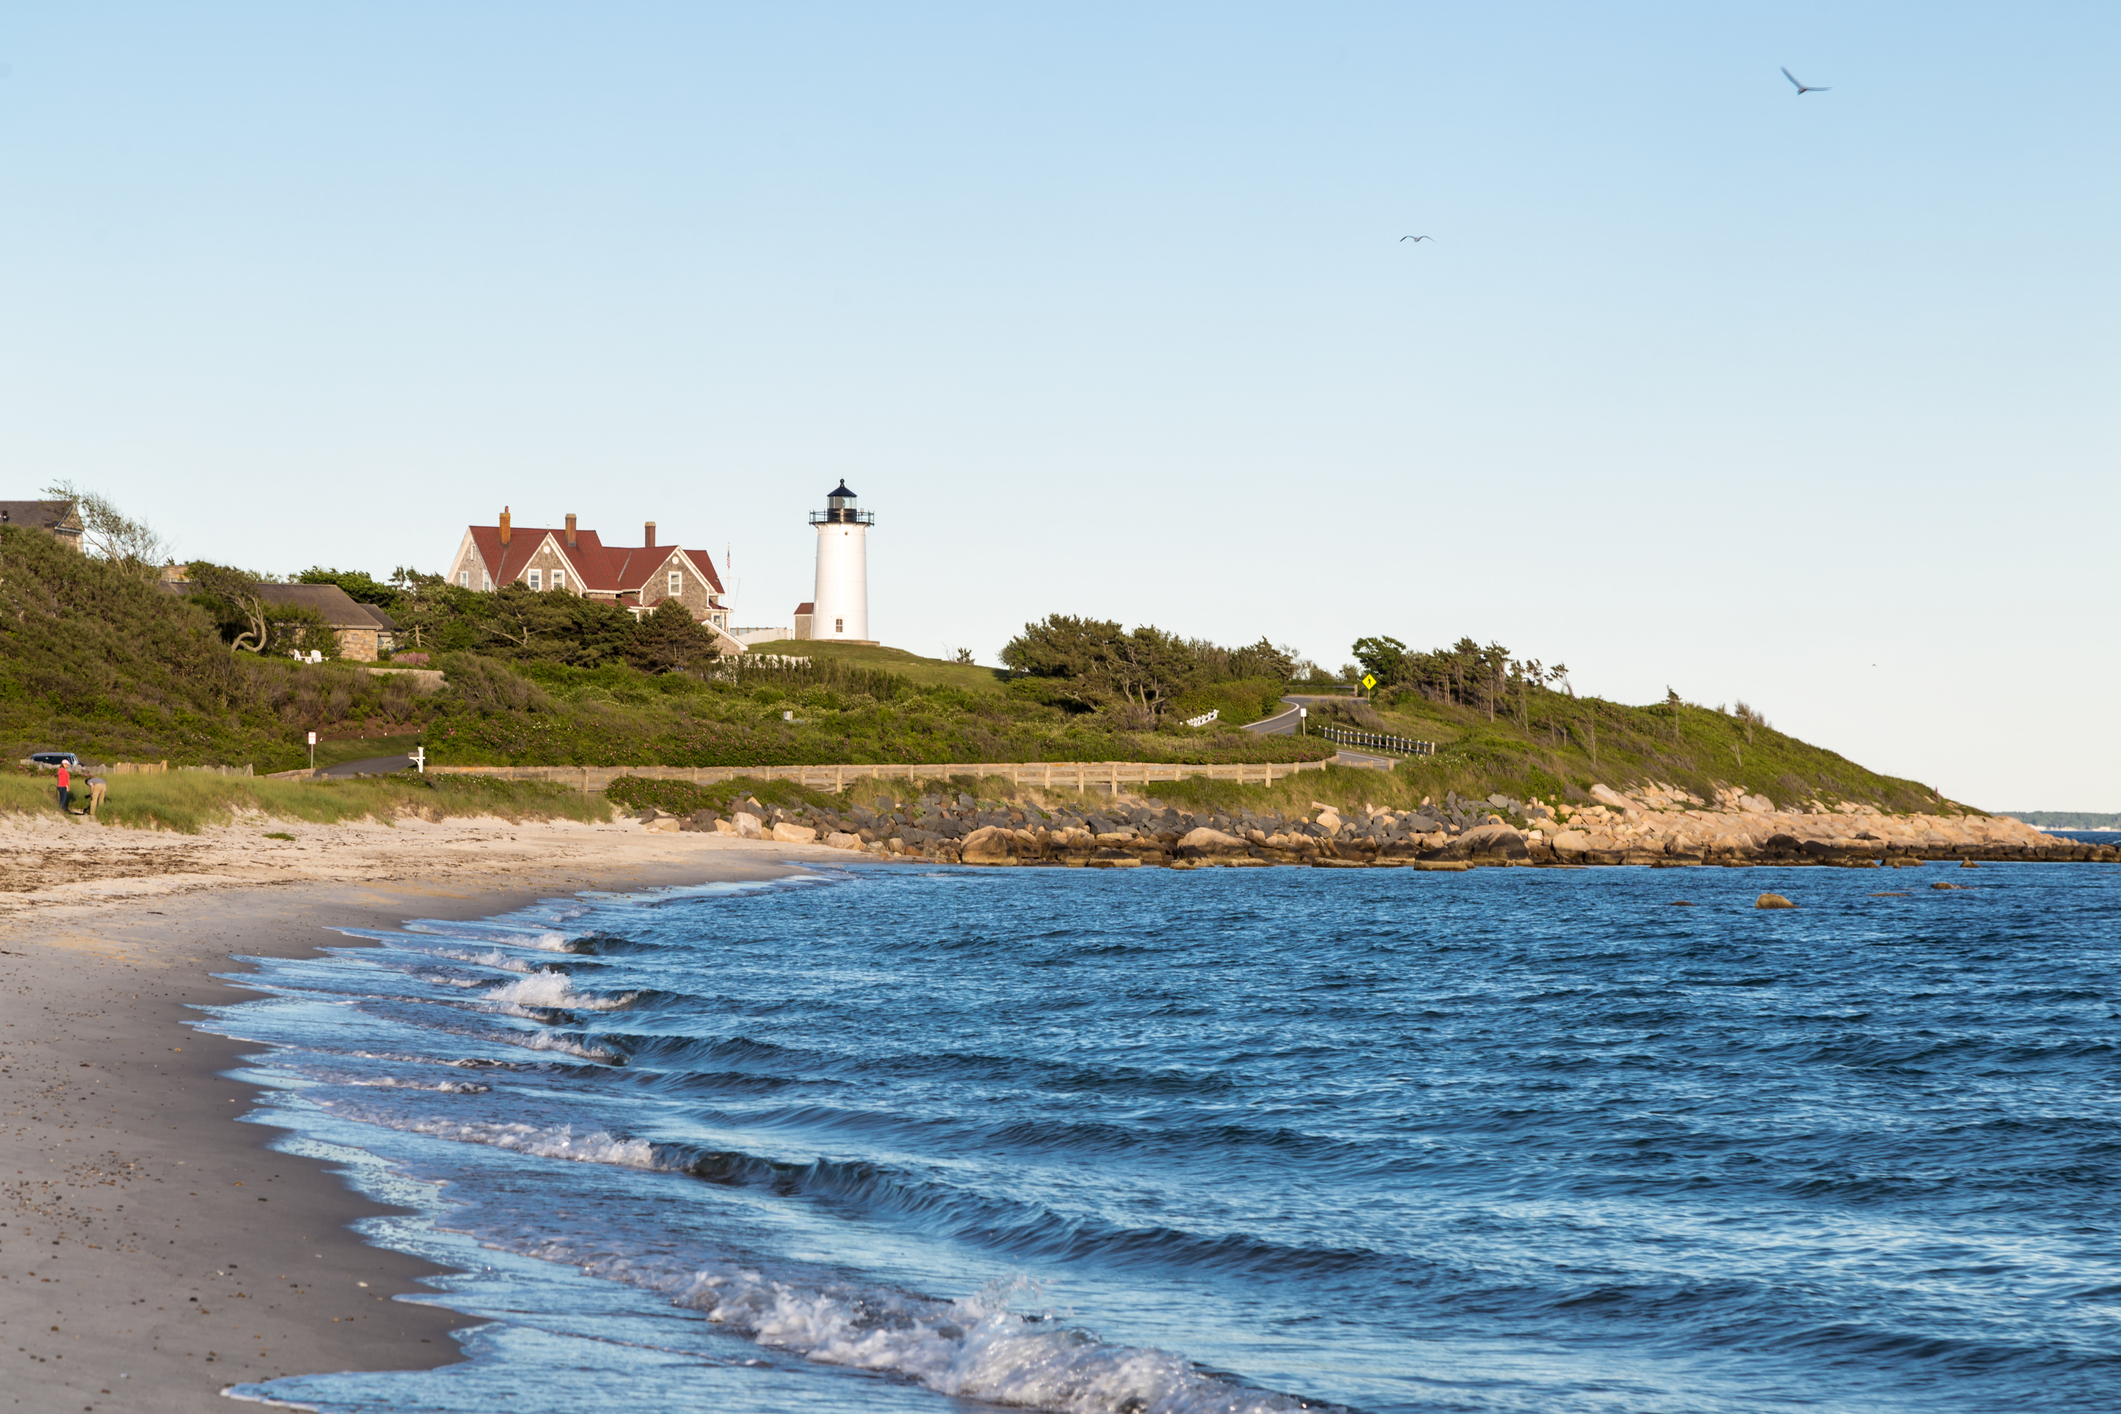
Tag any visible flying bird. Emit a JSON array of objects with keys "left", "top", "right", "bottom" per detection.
[
  {"left": 1781, "top": 67, "right": 1830, "bottom": 94},
  {"left": 1400, "top": 235, "right": 1432, "bottom": 243}
]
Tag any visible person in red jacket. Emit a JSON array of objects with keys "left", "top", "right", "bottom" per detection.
[{"left": 55, "top": 759, "right": 72, "bottom": 814}]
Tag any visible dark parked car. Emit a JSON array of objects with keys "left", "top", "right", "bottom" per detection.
[{"left": 29, "top": 751, "right": 79, "bottom": 768}]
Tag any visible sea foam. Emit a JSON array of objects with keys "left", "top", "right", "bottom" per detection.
[{"left": 482, "top": 972, "right": 641, "bottom": 1014}]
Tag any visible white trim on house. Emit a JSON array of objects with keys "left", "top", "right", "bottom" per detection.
[{"left": 446, "top": 528, "right": 487, "bottom": 594}]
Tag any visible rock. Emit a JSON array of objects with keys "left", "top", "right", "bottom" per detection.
[
  {"left": 1590, "top": 784, "right": 1635, "bottom": 811},
  {"left": 731, "top": 811, "right": 764, "bottom": 839},
  {"left": 1549, "top": 829, "right": 1591, "bottom": 859},
  {"left": 824, "top": 831, "right": 863, "bottom": 850},
  {"left": 1175, "top": 827, "right": 1248, "bottom": 858},
  {"left": 1931, "top": 881, "right": 1962, "bottom": 890},
  {"left": 1457, "top": 823, "right": 1529, "bottom": 860},
  {"left": 771, "top": 821, "right": 818, "bottom": 843},
  {"left": 713, "top": 818, "right": 738, "bottom": 835},
  {"left": 645, "top": 816, "right": 681, "bottom": 833},
  {"left": 959, "top": 825, "right": 1018, "bottom": 865},
  {"left": 1756, "top": 893, "right": 1796, "bottom": 909},
  {"left": 1314, "top": 809, "right": 1343, "bottom": 833}
]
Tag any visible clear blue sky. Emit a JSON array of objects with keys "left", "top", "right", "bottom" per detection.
[{"left": 3, "top": 3, "right": 2113, "bottom": 808}]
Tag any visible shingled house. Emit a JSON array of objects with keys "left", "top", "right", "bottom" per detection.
[
  {"left": 0, "top": 500, "right": 84, "bottom": 550},
  {"left": 446, "top": 509, "right": 742, "bottom": 652}
]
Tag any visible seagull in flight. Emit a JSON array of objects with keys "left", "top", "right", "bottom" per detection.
[
  {"left": 1781, "top": 67, "right": 1830, "bottom": 95},
  {"left": 1400, "top": 235, "right": 1432, "bottom": 243}
]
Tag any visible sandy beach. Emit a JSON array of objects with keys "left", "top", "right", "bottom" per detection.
[{"left": 0, "top": 814, "right": 851, "bottom": 1412}]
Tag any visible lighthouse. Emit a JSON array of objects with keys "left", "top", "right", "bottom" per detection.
[{"left": 807, "top": 480, "right": 875, "bottom": 643}]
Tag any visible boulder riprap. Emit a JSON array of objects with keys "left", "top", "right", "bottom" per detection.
[{"left": 634, "top": 777, "right": 2117, "bottom": 871}]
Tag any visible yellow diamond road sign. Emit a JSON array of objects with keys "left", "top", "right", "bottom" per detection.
[{"left": 1361, "top": 674, "right": 1378, "bottom": 690}]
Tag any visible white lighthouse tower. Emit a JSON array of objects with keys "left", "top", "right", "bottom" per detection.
[{"left": 807, "top": 480, "right": 875, "bottom": 643}]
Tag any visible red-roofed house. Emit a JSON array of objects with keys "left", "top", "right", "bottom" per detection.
[{"left": 447, "top": 509, "right": 743, "bottom": 652}]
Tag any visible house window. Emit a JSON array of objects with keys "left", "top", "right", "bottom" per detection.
[
  {"left": 835, "top": 617, "right": 844, "bottom": 633},
  {"left": 527, "top": 569, "right": 542, "bottom": 591},
  {"left": 552, "top": 569, "right": 565, "bottom": 592},
  {"left": 668, "top": 571, "right": 682, "bottom": 596},
  {"left": 460, "top": 570, "right": 470, "bottom": 587},
  {"left": 483, "top": 573, "right": 493, "bottom": 591}
]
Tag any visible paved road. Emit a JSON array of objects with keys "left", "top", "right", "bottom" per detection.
[
  {"left": 317, "top": 754, "right": 417, "bottom": 779},
  {"left": 1246, "top": 700, "right": 1305, "bottom": 736},
  {"left": 1242, "top": 693, "right": 1361, "bottom": 738},
  {"left": 1244, "top": 693, "right": 1399, "bottom": 768}
]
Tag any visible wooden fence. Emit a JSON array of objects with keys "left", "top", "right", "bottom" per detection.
[
  {"left": 1314, "top": 725, "right": 1435, "bottom": 757},
  {"left": 427, "top": 759, "right": 1333, "bottom": 793},
  {"left": 16, "top": 759, "right": 253, "bottom": 777}
]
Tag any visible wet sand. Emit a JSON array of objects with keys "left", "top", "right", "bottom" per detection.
[{"left": 0, "top": 817, "right": 846, "bottom": 1412}]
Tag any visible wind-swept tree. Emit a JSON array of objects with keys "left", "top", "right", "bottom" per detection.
[
  {"left": 184, "top": 562, "right": 335, "bottom": 657},
  {"left": 1351, "top": 636, "right": 1407, "bottom": 687},
  {"left": 40, "top": 479, "right": 170, "bottom": 572}
]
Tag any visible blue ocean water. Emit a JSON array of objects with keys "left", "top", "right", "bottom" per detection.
[{"left": 206, "top": 860, "right": 2121, "bottom": 1414}]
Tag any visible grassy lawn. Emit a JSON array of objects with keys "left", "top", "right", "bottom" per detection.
[{"left": 741, "top": 640, "right": 1008, "bottom": 693}]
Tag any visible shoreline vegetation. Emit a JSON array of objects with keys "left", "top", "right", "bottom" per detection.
[
  {"left": 1, "top": 522, "right": 2103, "bottom": 836},
  {"left": 0, "top": 770, "right": 611, "bottom": 833}
]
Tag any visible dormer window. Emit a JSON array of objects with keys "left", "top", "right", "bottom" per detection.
[{"left": 668, "top": 571, "right": 682, "bottom": 596}]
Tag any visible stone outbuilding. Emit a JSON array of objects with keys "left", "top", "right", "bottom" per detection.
[{"left": 247, "top": 584, "right": 400, "bottom": 661}]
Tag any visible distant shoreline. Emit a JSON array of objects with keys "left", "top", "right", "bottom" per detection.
[{"left": 1999, "top": 812, "right": 2121, "bottom": 830}]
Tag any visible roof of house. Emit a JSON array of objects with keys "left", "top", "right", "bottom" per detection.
[
  {"left": 251, "top": 583, "right": 399, "bottom": 632},
  {"left": 794, "top": 601, "right": 815, "bottom": 615},
  {"left": 464, "top": 524, "right": 725, "bottom": 597},
  {"left": 0, "top": 500, "right": 83, "bottom": 535}
]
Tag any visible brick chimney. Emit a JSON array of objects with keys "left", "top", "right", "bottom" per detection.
[
  {"left": 565, "top": 513, "right": 577, "bottom": 548},
  {"left": 644, "top": 520, "right": 656, "bottom": 547},
  {"left": 498, "top": 506, "right": 512, "bottom": 547}
]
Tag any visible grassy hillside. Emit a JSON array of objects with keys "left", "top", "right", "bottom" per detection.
[
  {"left": 1285, "top": 688, "right": 1963, "bottom": 814},
  {"left": 427, "top": 653, "right": 1335, "bottom": 769},
  {"left": 0, "top": 526, "right": 426, "bottom": 770},
  {"left": 0, "top": 531, "right": 1976, "bottom": 812}
]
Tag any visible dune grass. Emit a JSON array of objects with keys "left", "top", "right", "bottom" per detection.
[{"left": 0, "top": 770, "right": 612, "bottom": 833}]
